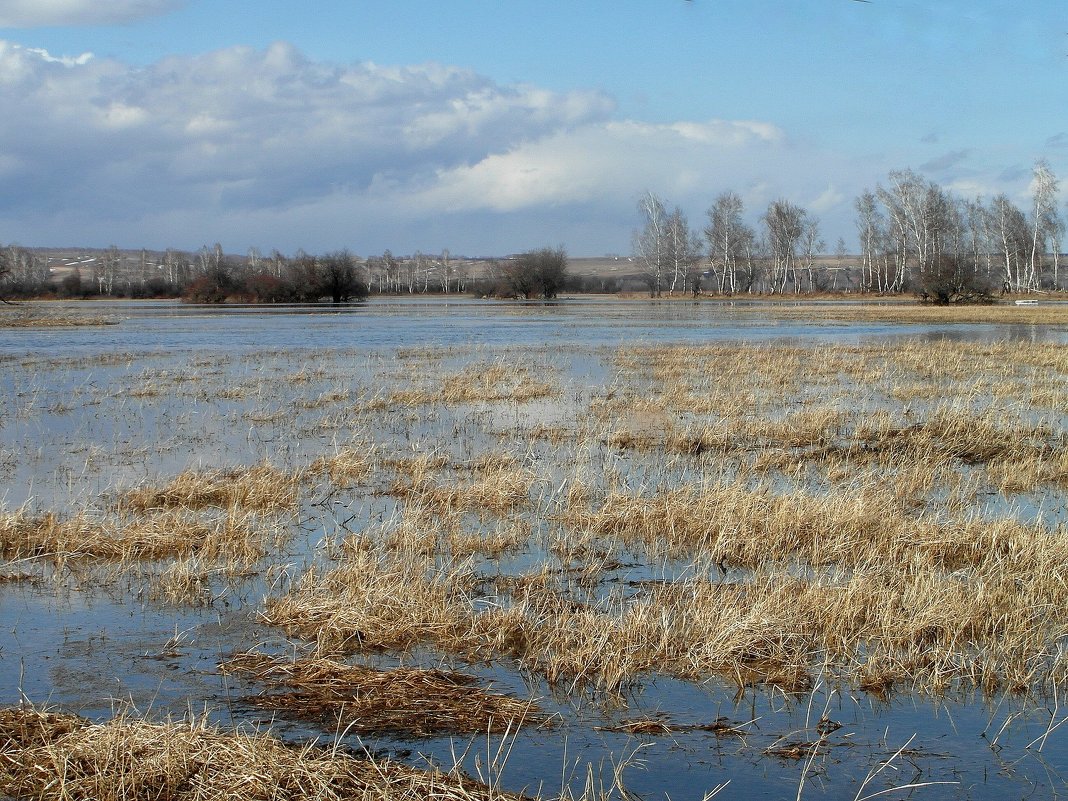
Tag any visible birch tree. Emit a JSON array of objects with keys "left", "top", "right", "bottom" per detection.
[
  {"left": 705, "top": 191, "right": 753, "bottom": 294},
  {"left": 763, "top": 199, "right": 806, "bottom": 293},
  {"left": 632, "top": 191, "right": 669, "bottom": 297},
  {"left": 800, "top": 216, "right": 825, "bottom": 292},
  {"left": 986, "top": 194, "right": 1029, "bottom": 292},
  {"left": 853, "top": 190, "right": 884, "bottom": 291},
  {"left": 1029, "top": 159, "right": 1060, "bottom": 290},
  {"left": 665, "top": 206, "right": 702, "bottom": 295}
]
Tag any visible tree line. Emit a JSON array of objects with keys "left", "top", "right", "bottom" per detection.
[
  {"left": 0, "top": 241, "right": 582, "bottom": 303},
  {"left": 3, "top": 159, "right": 1062, "bottom": 304},
  {"left": 634, "top": 159, "right": 1064, "bottom": 301},
  {"left": 0, "top": 245, "right": 372, "bottom": 303}
]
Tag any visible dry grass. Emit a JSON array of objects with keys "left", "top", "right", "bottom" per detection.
[
  {"left": 309, "top": 446, "right": 376, "bottom": 487},
  {"left": 264, "top": 471, "right": 1068, "bottom": 696},
  {"left": 384, "top": 363, "right": 556, "bottom": 408},
  {"left": 121, "top": 463, "right": 301, "bottom": 513},
  {"left": 0, "top": 705, "right": 530, "bottom": 801},
  {"left": 150, "top": 557, "right": 214, "bottom": 605},
  {"left": 219, "top": 651, "right": 546, "bottom": 736},
  {"left": 0, "top": 309, "right": 118, "bottom": 328},
  {"left": 389, "top": 456, "right": 536, "bottom": 518},
  {"left": 0, "top": 508, "right": 273, "bottom": 566},
  {"left": 716, "top": 299, "right": 1068, "bottom": 326}
]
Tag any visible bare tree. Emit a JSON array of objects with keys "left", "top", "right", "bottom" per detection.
[
  {"left": 763, "top": 199, "right": 806, "bottom": 293},
  {"left": 318, "top": 250, "right": 367, "bottom": 303},
  {"left": 831, "top": 237, "right": 848, "bottom": 291},
  {"left": 704, "top": 191, "right": 753, "bottom": 294},
  {"left": 0, "top": 246, "right": 12, "bottom": 303},
  {"left": 665, "top": 206, "right": 702, "bottom": 295},
  {"left": 100, "top": 245, "right": 121, "bottom": 296},
  {"left": 633, "top": 191, "right": 669, "bottom": 297},
  {"left": 986, "top": 194, "right": 1029, "bottom": 292},
  {"left": 1029, "top": 159, "right": 1060, "bottom": 290},
  {"left": 800, "top": 216, "right": 825, "bottom": 292},
  {"left": 854, "top": 190, "right": 885, "bottom": 291},
  {"left": 876, "top": 169, "right": 936, "bottom": 291}
]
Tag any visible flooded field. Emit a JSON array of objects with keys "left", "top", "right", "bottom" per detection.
[{"left": 2, "top": 298, "right": 1067, "bottom": 800}]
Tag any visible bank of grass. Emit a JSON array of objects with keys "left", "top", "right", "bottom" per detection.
[
  {"left": 0, "top": 705, "right": 531, "bottom": 801},
  {"left": 0, "top": 307, "right": 118, "bottom": 328},
  {"left": 723, "top": 298, "right": 1068, "bottom": 326}
]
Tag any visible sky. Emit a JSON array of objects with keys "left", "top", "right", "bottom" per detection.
[{"left": 0, "top": 0, "right": 1065, "bottom": 257}]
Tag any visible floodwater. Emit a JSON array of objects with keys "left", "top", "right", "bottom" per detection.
[{"left": 2, "top": 298, "right": 1068, "bottom": 801}]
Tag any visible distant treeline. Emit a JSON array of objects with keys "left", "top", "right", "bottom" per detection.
[
  {"left": 0, "top": 243, "right": 607, "bottom": 302},
  {"left": 2, "top": 161, "right": 1062, "bottom": 304}
]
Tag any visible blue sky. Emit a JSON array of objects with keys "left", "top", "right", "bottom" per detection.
[{"left": 0, "top": 0, "right": 1064, "bottom": 256}]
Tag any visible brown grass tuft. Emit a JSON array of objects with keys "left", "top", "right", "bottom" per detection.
[
  {"left": 220, "top": 652, "right": 546, "bottom": 736},
  {"left": 0, "top": 704, "right": 530, "bottom": 801},
  {"left": 121, "top": 463, "right": 301, "bottom": 513}
]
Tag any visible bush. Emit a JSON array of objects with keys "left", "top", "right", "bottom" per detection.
[{"left": 916, "top": 256, "right": 996, "bottom": 305}]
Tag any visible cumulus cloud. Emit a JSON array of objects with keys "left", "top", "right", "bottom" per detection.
[
  {"left": 0, "top": 37, "right": 1025, "bottom": 255},
  {"left": 0, "top": 0, "right": 183, "bottom": 27},
  {"left": 0, "top": 40, "right": 614, "bottom": 220},
  {"left": 401, "top": 118, "right": 786, "bottom": 214}
]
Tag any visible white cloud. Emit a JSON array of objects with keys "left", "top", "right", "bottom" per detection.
[
  {"left": 405, "top": 119, "right": 789, "bottom": 214},
  {"left": 0, "top": 0, "right": 183, "bottom": 27},
  {"left": 0, "top": 40, "right": 615, "bottom": 216},
  {"left": 0, "top": 38, "right": 1045, "bottom": 255}
]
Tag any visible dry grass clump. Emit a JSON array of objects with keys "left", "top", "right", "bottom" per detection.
[
  {"left": 595, "top": 716, "right": 745, "bottom": 737},
  {"left": 263, "top": 536, "right": 811, "bottom": 693},
  {"left": 121, "top": 462, "right": 301, "bottom": 513},
  {"left": 309, "top": 446, "right": 376, "bottom": 487},
  {"left": 151, "top": 557, "right": 214, "bottom": 605},
  {"left": 850, "top": 404, "right": 1059, "bottom": 466},
  {"left": 391, "top": 458, "right": 536, "bottom": 518},
  {"left": 385, "top": 451, "right": 451, "bottom": 487},
  {"left": 263, "top": 537, "right": 476, "bottom": 654},
  {"left": 384, "top": 364, "right": 556, "bottom": 408},
  {"left": 447, "top": 519, "right": 531, "bottom": 559},
  {"left": 0, "top": 508, "right": 272, "bottom": 567},
  {"left": 441, "top": 364, "right": 555, "bottom": 404},
  {"left": 0, "top": 705, "right": 527, "bottom": 801},
  {"left": 987, "top": 448, "right": 1068, "bottom": 492},
  {"left": 219, "top": 651, "right": 545, "bottom": 736},
  {"left": 562, "top": 476, "right": 1066, "bottom": 573}
]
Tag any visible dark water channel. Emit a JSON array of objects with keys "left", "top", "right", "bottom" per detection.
[{"left": 2, "top": 299, "right": 1068, "bottom": 801}]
